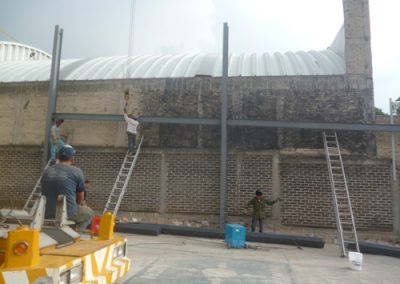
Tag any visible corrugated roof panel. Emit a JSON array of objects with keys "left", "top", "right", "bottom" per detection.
[
  {"left": 0, "top": 50, "right": 345, "bottom": 82},
  {"left": 0, "top": 41, "right": 51, "bottom": 61},
  {"left": 144, "top": 55, "right": 173, "bottom": 77},
  {"left": 0, "top": 24, "right": 347, "bottom": 82}
]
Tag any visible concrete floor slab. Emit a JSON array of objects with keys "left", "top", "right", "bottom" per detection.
[{"left": 118, "top": 233, "right": 400, "bottom": 284}]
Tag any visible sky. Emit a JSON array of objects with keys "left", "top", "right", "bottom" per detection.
[{"left": 0, "top": 0, "right": 399, "bottom": 112}]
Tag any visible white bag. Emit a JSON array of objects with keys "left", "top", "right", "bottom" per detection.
[{"left": 348, "top": 251, "right": 363, "bottom": 271}]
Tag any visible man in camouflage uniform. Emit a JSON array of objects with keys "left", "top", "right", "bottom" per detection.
[{"left": 246, "top": 190, "right": 280, "bottom": 233}]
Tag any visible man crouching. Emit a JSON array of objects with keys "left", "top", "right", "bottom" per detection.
[{"left": 41, "top": 145, "right": 93, "bottom": 231}]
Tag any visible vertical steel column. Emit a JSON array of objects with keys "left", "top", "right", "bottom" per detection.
[
  {"left": 219, "top": 23, "right": 229, "bottom": 231},
  {"left": 42, "top": 25, "right": 63, "bottom": 168},
  {"left": 54, "top": 29, "right": 63, "bottom": 98}
]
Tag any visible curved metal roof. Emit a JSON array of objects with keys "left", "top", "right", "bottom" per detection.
[
  {"left": 0, "top": 41, "right": 51, "bottom": 61},
  {"left": 0, "top": 50, "right": 344, "bottom": 82},
  {"left": 0, "top": 26, "right": 345, "bottom": 82}
]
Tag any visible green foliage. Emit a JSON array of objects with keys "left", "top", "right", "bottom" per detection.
[{"left": 375, "top": 107, "right": 386, "bottom": 115}]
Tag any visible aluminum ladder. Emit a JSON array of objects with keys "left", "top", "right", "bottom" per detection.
[
  {"left": 103, "top": 136, "right": 144, "bottom": 215},
  {"left": 323, "top": 132, "right": 360, "bottom": 257},
  {"left": 23, "top": 159, "right": 53, "bottom": 212}
]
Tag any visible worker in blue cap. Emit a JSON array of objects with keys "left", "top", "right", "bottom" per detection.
[{"left": 41, "top": 145, "right": 93, "bottom": 231}]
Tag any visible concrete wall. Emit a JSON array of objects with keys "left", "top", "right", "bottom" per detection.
[{"left": 0, "top": 75, "right": 375, "bottom": 153}]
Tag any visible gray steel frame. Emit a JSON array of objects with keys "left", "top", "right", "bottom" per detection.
[
  {"left": 219, "top": 23, "right": 229, "bottom": 230},
  {"left": 54, "top": 113, "right": 400, "bottom": 132},
  {"left": 42, "top": 25, "right": 63, "bottom": 167},
  {"left": 45, "top": 23, "right": 400, "bottom": 232}
]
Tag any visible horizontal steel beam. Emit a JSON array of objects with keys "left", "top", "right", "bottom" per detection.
[
  {"left": 140, "top": 116, "right": 219, "bottom": 125},
  {"left": 54, "top": 113, "right": 124, "bottom": 121},
  {"left": 54, "top": 113, "right": 219, "bottom": 125},
  {"left": 228, "top": 119, "right": 400, "bottom": 132},
  {"left": 54, "top": 113, "right": 400, "bottom": 132}
]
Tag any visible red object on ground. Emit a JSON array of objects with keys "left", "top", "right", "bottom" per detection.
[{"left": 91, "top": 215, "right": 102, "bottom": 235}]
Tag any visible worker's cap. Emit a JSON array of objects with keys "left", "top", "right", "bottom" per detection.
[
  {"left": 58, "top": 145, "right": 75, "bottom": 159},
  {"left": 255, "top": 190, "right": 263, "bottom": 196}
]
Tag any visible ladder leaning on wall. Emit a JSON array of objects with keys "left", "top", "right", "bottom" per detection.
[
  {"left": 103, "top": 136, "right": 144, "bottom": 216},
  {"left": 23, "top": 159, "right": 53, "bottom": 212},
  {"left": 323, "top": 132, "right": 360, "bottom": 257}
]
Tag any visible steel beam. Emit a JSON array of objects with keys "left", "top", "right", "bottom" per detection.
[
  {"left": 54, "top": 113, "right": 220, "bottom": 125},
  {"left": 219, "top": 23, "right": 229, "bottom": 231},
  {"left": 228, "top": 119, "right": 400, "bottom": 132},
  {"left": 140, "top": 116, "right": 220, "bottom": 125},
  {"left": 54, "top": 113, "right": 400, "bottom": 133},
  {"left": 54, "top": 113, "right": 124, "bottom": 121}
]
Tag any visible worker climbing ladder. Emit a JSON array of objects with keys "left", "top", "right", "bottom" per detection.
[
  {"left": 323, "top": 132, "right": 360, "bottom": 257},
  {"left": 23, "top": 159, "right": 53, "bottom": 212},
  {"left": 103, "top": 136, "right": 144, "bottom": 215}
]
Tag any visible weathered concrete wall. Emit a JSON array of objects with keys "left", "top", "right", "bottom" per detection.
[
  {"left": 343, "top": 0, "right": 373, "bottom": 77},
  {"left": 0, "top": 75, "right": 375, "bottom": 153}
]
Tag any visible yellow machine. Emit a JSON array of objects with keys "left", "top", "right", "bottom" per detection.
[{"left": 0, "top": 197, "right": 130, "bottom": 284}]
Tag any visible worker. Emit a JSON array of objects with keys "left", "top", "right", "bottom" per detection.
[
  {"left": 50, "top": 119, "right": 65, "bottom": 161},
  {"left": 41, "top": 145, "right": 94, "bottom": 231},
  {"left": 123, "top": 104, "right": 139, "bottom": 154},
  {"left": 246, "top": 190, "right": 280, "bottom": 233},
  {"left": 81, "top": 179, "right": 91, "bottom": 205}
]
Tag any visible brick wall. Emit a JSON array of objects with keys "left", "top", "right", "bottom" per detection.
[
  {"left": 281, "top": 158, "right": 336, "bottom": 228},
  {"left": 73, "top": 150, "right": 161, "bottom": 212},
  {"left": 0, "top": 147, "right": 42, "bottom": 207},
  {"left": 0, "top": 146, "right": 393, "bottom": 231},
  {"left": 166, "top": 153, "right": 219, "bottom": 214},
  {"left": 281, "top": 155, "right": 393, "bottom": 230},
  {"left": 227, "top": 154, "right": 273, "bottom": 216},
  {"left": 346, "top": 164, "right": 392, "bottom": 230}
]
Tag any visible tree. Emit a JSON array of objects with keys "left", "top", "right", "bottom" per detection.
[{"left": 375, "top": 107, "right": 386, "bottom": 115}]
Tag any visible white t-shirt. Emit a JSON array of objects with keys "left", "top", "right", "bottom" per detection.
[{"left": 124, "top": 114, "right": 139, "bottom": 134}]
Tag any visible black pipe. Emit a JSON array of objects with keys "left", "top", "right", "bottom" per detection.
[
  {"left": 115, "top": 223, "right": 325, "bottom": 248},
  {"left": 347, "top": 241, "right": 400, "bottom": 258}
]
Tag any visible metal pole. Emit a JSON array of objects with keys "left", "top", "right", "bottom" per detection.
[
  {"left": 42, "top": 25, "right": 62, "bottom": 168},
  {"left": 54, "top": 28, "right": 63, "bottom": 97},
  {"left": 219, "top": 23, "right": 229, "bottom": 231},
  {"left": 390, "top": 98, "right": 397, "bottom": 181}
]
